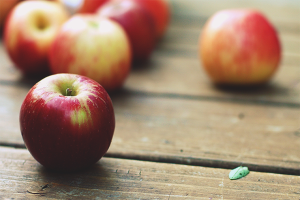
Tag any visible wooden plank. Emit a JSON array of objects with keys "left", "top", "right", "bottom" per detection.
[
  {"left": 110, "top": 92, "right": 300, "bottom": 174},
  {"left": 0, "top": 84, "right": 299, "bottom": 173},
  {"left": 1, "top": 147, "right": 300, "bottom": 199},
  {"left": 125, "top": 55, "right": 300, "bottom": 105}
]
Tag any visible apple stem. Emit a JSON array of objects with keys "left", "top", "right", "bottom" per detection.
[{"left": 66, "top": 88, "right": 72, "bottom": 96}]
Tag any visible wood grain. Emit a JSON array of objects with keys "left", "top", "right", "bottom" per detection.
[
  {"left": 1, "top": 147, "right": 300, "bottom": 199},
  {"left": 110, "top": 91, "right": 300, "bottom": 174}
]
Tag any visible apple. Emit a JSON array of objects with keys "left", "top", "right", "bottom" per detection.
[
  {"left": 58, "top": 0, "right": 109, "bottom": 14},
  {"left": 97, "top": 0, "right": 155, "bottom": 63},
  {"left": 49, "top": 15, "right": 132, "bottom": 91},
  {"left": 4, "top": 1, "right": 69, "bottom": 76},
  {"left": 20, "top": 73, "right": 115, "bottom": 171},
  {"left": 199, "top": 9, "right": 281, "bottom": 85},
  {"left": 77, "top": 0, "right": 110, "bottom": 13},
  {"left": 132, "top": 0, "right": 170, "bottom": 39},
  {"left": 0, "top": 0, "right": 19, "bottom": 29}
]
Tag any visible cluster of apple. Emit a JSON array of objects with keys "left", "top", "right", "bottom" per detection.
[
  {"left": 2, "top": 0, "right": 170, "bottom": 91},
  {"left": 1, "top": 0, "right": 170, "bottom": 172},
  {"left": 199, "top": 9, "right": 281, "bottom": 85}
]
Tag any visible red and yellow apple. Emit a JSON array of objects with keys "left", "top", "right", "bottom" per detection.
[
  {"left": 77, "top": 0, "right": 110, "bottom": 13},
  {"left": 49, "top": 15, "right": 131, "bottom": 91},
  {"left": 59, "top": 0, "right": 109, "bottom": 14},
  {"left": 20, "top": 73, "right": 115, "bottom": 171},
  {"left": 4, "top": 1, "right": 69, "bottom": 76},
  {"left": 132, "top": 0, "right": 170, "bottom": 39},
  {"left": 98, "top": 0, "right": 155, "bottom": 63},
  {"left": 199, "top": 9, "right": 281, "bottom": 85},
  {"left": 0, "top": 0, "right": 19, "bottom": 28}
]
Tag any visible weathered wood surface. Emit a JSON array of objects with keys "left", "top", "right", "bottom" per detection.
[
  {"left": 1, "top": 147, "right": 300, "bottom": 199},
  {"left": 0, "top": 0, "right": 300, "bottom": 175},
  {"left": 0, "top": 0, "right": 300, "bottom": 198}
]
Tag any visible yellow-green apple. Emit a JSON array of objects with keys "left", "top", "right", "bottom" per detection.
[
  {"left": 49, "top": 15, "right": 132, "bottom": 91},
  {"left": 20, "top": 73, "right": 115, "bottom": 171},
  {"left": 97, "top": 0, "right": 155, "bottom": 63},
  {"left": 0, "top": 0, "right": 19, "bottom": 29},
  {"left": 4, "top": 1, "right": 69, "bottom": 76},
  {"left": 132, "top": 0, "right": 170, "bottom": 39},
  {"left": 199, "top": 9, "right": 281, "bottom": 85}
]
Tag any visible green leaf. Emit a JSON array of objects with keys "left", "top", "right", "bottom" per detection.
[{"left": 229, "top": 166, "right": 249, "bottom": 180}]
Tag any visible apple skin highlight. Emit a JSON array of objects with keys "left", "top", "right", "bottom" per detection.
[
  {"left": 20, "top": 74, "right": 115, "bottom": 172},
  {"left": 199, "top": 9, "right": 281, "bottom": 85}
]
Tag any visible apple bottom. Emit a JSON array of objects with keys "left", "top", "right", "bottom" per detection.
[
  {"left": 21, "top": 103, "right": 114, "bottom": 171},
  {"left": 6, "top": 36, "right": 52, "bottom": 77},
  {"left": 21, "top": 106, "right": 114, "bottom": 172},
  {"left": 202, "top": 56, "right": 279, "bottom": 85},
  {"left": 23, "top": 126, "right": 112, "bottom": 172}
]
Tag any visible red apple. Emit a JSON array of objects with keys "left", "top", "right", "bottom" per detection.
[
  {"left": 97, "top": 0, "right": 155, "bottom": 63},
  {"left": 199, "top": 9, "right": 281, "bottom": 85},
  {"left": 4, "top": 1, "right": 69, "bottom": 76},
  {"left": 49, "top": 15, "right": 131, "bottom": 91},
  {"left": 132, "top": 0, "right": 170, "bottom": 39},
  {"left": 20, "top": 73, "right": 115, "bottom": 171},
  {"left": 77, "top": 0, "right": 110, "bottom": 13},
  {"left": 0, "top": 0, "right": 19, "bottom": 29}
]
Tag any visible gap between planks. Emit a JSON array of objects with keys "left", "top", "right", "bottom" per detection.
[
  {"left": 1, "top": 142, "right": 299, "bottom": 176},
  {"left": 1, "top": 82, "right": 300, "bottom": 109}
]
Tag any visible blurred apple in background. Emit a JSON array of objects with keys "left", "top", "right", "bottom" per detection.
[
  {"left": 132, "top": 0, "right": 170, "bottom": 39},
  {"left": 0, "top": 0, "right": 19, "bottom": 29},
  {"left": 49, "top": 15, "right": 131, "bottom": 91},
  {"left": 199, "top": 9, "right": 281, "bottom": 85},
  {"left": 61, "top": 0, "right": 109, "bottom": 14},
  {"left": 98, "top": 0, "right": 155, "bottom": 63},
  {"left": 4, "top": 1, "right": 69, "bottom": 76}
]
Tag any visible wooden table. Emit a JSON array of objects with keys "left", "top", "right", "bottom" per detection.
[{"left": 1, "top": 0, "right": 300, "bottom": 199}]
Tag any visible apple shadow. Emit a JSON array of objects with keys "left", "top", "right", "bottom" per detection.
[
  {"left": 33, "top": 160, "right": 119, "bottom": 197},
  {"left": 13, "top": 70, "right": 51, "bottom": 90},
  {"left": 212, "top": 81, "right": 291, "bottom": 96},
  {"left": 131, "top": 56, "right": 155, "bottom": 70}
]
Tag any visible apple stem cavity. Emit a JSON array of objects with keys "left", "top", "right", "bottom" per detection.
[
  {"left": 36, "top": 14, "right": 49, "bottom": 31},
  {"left": 66, "top": 88, "right": 73, "bottom": 96}
]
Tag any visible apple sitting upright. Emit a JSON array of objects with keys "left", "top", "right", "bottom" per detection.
[
  {"left": 4, "top": 1, "right": 69, "bottom": 76},
  {"left": 199, "top": 9, "right": 281, "bottom": 85},
  {"left": 98, "top": 0, "right": 155, "bottom": 63},
  {"left": 49, "top": 15, "right": 132, "bottom": 91},
  {"left": 20, "top": 73, "right": 115, "bottom": 171}
]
